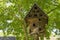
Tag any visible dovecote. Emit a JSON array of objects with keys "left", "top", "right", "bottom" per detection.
[{"left": 24, "top": 3, "right": 48, "bottom": 37}]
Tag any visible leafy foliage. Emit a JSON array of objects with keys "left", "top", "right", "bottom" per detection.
[{"left": 0, "top": 0, "right": 60, "bottom": 40}]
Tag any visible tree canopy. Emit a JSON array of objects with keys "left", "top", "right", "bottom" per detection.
[{"left": 0, "top": 0, "right": 60, "bottom": 40}]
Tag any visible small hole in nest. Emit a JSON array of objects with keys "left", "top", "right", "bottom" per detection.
[
  {"left": 33, "top": 23, "right": 35, "bottom": 26},
  {"left": 34, "top": 7, "right": 37, "bottom": 9},
  {"left": 39, "top": 28, "right": 42, "bottom": 31},
  {"left": 39, "top": 14, "right": 43, "bottom": 16},
  {"left": 39, "top": 19, "right": 41, "bottom": 21},
  {"left": 40, "top": 14, "right": 42, "bottom": 16}
]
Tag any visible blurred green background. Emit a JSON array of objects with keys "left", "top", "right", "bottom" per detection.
[{"left": 0, "top": 0, "right": 60, "bottom": 40}]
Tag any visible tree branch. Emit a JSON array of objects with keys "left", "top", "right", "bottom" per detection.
[
  {"left": 47, "top": 7, "right": 57, "bottom": 14},
  {"left": 47, "top": 4, "right": 60, "bottom": 14}
]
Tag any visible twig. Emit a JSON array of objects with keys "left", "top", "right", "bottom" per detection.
[
  {"left": 47, "top": 7, "right": 57, "bottom": 14},
  {"left": 47, "top": 4, "right": 60, "bottom": 14}
]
